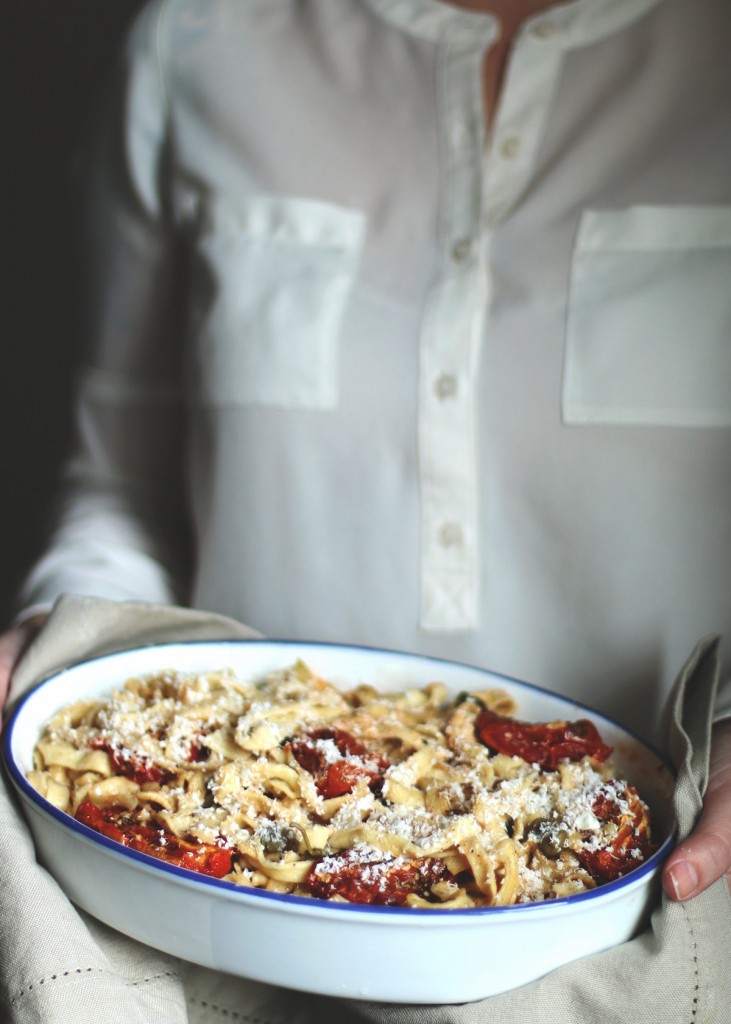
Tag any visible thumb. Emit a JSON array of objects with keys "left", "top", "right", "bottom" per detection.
[{"left": 663, "top": 718, "right": 731, "bottom": 900}]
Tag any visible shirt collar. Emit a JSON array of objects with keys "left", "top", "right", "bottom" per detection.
[{"left": 359, "top": 0, "right": 666, "bottom": 47}]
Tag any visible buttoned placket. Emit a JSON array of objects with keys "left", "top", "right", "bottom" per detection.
[
  {"left": 418, "top": 14, "right": 568, "bottom": 632},
  {"left": 418, "top": 21, "right": 495, "bottom": 631}
]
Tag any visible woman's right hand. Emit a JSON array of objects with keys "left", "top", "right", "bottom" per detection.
[{"left": 0, "top": 614, "right": 48, "bottom": 729}]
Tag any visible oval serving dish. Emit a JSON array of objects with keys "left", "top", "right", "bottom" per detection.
[{"left": 3, "top": 640, "right": 675, "bottom": 1004}]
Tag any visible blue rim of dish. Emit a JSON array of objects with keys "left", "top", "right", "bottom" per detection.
[{"left": 2, "top": 638, "right": 677, "bottom": 918}]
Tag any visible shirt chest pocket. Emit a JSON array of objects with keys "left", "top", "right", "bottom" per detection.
[
  {"left": 187, "top": 196, "right": 366, "bottom": 409},
  {"left": 562, "top": 206, "right": 731, "bottom": 427}
]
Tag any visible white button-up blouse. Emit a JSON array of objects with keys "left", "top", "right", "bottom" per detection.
[{"left": 21, "top": 0, "right": 731, "bottom": 739}]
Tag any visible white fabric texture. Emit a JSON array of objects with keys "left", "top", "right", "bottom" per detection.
[
  {"left": 16, "top": 0, "right": 731, "bottom": 739},
  {"left": 1, "top": 596, "right": 730, "bottom": 1024}
]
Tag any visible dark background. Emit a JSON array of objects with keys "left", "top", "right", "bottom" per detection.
[{"left": 6, "top": 1, "right": 146, "bottom": 624}]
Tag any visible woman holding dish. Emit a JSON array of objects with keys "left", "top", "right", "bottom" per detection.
[{"left": 2, "top": 0, "right": 730, "bottom": 1017}]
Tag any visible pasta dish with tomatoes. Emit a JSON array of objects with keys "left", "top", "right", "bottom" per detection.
[{"left": 26, "top": 662, "right": 655, "bottom": 907}]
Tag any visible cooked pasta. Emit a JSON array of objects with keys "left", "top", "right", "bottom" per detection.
[{"left": 27, "top": 661, "right": 656, "bottom": 907}]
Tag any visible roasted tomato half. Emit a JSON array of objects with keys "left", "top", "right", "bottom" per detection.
[
  {"left": 474, "top": 709, "right": 613, "bottom": 768},
  {"left": 575, "top": 782, "right": 656, "bottom": 882},
  {"left": 306, "top": 848, "right": 457, "bottom": 905},
  {"left": 287, "top": 728, "right": 389, "bottom": 798},
  {"left": 75, "top": 800, "right": 232, "bottom": 878},
  {"left": 90, "top": 738, "right": 175, "bottom": 786}
]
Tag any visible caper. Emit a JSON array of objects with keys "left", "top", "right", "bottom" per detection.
[
  {"left": 260, "top": 830, "right": 288, "bottom": 854},
  {"left": 454, "top": 692, "right": 488, "bottom": 711},
  {"left": 526, "top": 816, "right": 552, "bottom": 838},
  {"left": 539, "top": 829, "right": 568, "bottom": 859}
]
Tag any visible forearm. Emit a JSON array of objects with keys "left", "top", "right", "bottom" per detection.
[
  {"left": 19, "top": 376, "right": 192, "bottom": 612},
  {"left": 18, "top": 480, "right": 191, "bottom": 612},
  {"left": 16, "top": 5, "right": 191, "bottom": 615}
]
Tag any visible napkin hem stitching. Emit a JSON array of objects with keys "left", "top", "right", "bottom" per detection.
[
  {"left": 187, "top": 993, "right": 287, "bottom": 1023},
  {"left": 9, "top": 967, "right": 182, "bottom": 1008}
]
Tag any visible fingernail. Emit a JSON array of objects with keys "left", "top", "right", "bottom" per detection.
[{"left": 668, "top": 861, "right": 699, "bottom": 900}]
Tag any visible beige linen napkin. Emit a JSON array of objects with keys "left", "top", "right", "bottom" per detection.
[{"left": 2, "top": 595, "right": 729, "bottom": 1024}]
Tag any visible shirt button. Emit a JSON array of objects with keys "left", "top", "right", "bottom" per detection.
[
  {"left": 532, "top": 20, "right": 557, "bottom": 39},
  {"left": 438, "top": 522, "right": 464, "bottom": 548},
  {"left": 433, "top": 373, "right": 458, "bottom": 400},
  {"left": 500, "top": 135, "right": 521, "bottom": 159},
  {"left": 451, "top": 238, "right": 472, "bottom": 263}
]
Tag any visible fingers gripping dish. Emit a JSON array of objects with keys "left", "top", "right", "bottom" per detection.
[{"left": 26, "top": 661, "right": 656, "bottom": 907}]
